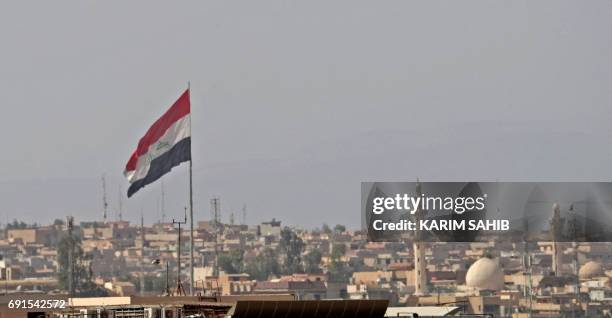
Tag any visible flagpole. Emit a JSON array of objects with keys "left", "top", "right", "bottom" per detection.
[{"left": 188, "top": 81, "right": 195, "bottom": 296}]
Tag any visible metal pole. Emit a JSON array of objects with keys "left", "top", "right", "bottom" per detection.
[
  {"left": 140, "top": 213, "right": 145, "bottom": 296},
  {"left": 528, "top": 246, "right": 533, "bottom": 318},
  {"left": 165, "top": 261, "right": 170, "bottom": 296},
  {"left": 177, "top": 219, "right": 181, "bottom": 295},
  {"left": 67, "top": 216, "right": 74, "bottom": 297},
  {"left": 189, "top": 161, "right": 194, "bottom": 295},
  {"left": 4, "top": 265, "right": 7, "bottom": 296},
  {"left": 173, "top": 208, "right": 187, "bottom": 296},
  {"left": 210, "top": 198, "right": 220, "bottom": 277},
  {"left": 188, "top": 82, "right": 195, "bottom": 296},
  {"left": 161, "top": 181, "right": 166, "bottom": 224}
]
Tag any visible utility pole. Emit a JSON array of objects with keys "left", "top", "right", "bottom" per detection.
[
  {"left": 413, "top": 180, "right": 428, "bottom": 296},
  {"left": 522, "top": 218, "right": 533, "bottom": 318},
  {"left": 172, "top": 207, "right": 187, "bottom": 296},
  {"left": 569, "top": 203, "right": 580, "bottom": 318},
  {"left": 152, "top": 259, "right": 171, "bottom": 296},
  {"left": 66, "top": 216, "right": 75, "bottom": 297},
  {"left": 118, "top": 186, "right": 123, "bottom": 221},
  {"left": 165, "top": 261, "right": 170, "bottom": 296},
  {"left": 101, "top": 175, "right": 108, "bottom": 223},
  {"left": 242, "top": 204, "right": 247, "bottom": 226},
  {"left": 551, "top": 203, "right": 562, "bottom": 277},
  {"left": 161, "top": 181, "right": 166, "bottom": 224},
  {"left": 140, "top": 213, "right": 145, "bottom": 296},
  {"left": 210, "top": 198, "right": 221, "bottom": 277},
  {"left": 2, "top": 254, "right": 7, "bottom": 296},
  {"left": 188, "top": 164, "right": 194, "bottom": 296}
]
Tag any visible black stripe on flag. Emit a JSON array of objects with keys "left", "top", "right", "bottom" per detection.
[{"left": 127, "top": 137, "right": 191, "bottom": 197}]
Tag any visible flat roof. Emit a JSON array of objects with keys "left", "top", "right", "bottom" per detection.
[
  {"left": 385, "top": 306, "right": 461, "bottom": 317},
  {"left": 229, "top": 299, "right": 388, "bottom": 318}
]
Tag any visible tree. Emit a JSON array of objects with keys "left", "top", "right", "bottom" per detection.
[
  {"left": 348, "top": 257, "right": 365, "bottom": 272},
  {"left": 333, "top": 224, "right": 346, "bottom": 233},
  {"left": 331, "top": 243, "right": 346, "bottom": 260},
  {"left": 128, "top": 273, "right": 171, "bottom": 294},
  {"left": 279, "top": 227, "right": 304, "bottom": 274},
  {"left": 304, "top": 249, "right": 322, "bottom": 273},
  {"left": 321, "top": 223, "right": 332, "bottom": 234},
  {"left": 328, "top": 261, "right": 350, "bottom": 283},
  {"left": 218, "top": 249, "right": 244, "bottom": 274},
  {"left": 328, "top": 243, "right": 350, "bottom": 282},
  {"left": 386, "top": 242, "right": 405, "bottom": 253},
  {"left": 57, "top": 233, "right": 99, "bottom": 295},
  {"left": 245, "top": 248, "right": 280, "bottom": 280},
  {"left": 6, "top": 219, "right": 28, "bottom": 230}
]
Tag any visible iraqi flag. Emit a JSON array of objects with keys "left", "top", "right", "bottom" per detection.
[{"left": 124, "top": 89, "right": 191, "bottom": 197}]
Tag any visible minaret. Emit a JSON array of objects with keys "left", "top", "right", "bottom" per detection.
[
  {"left": 551, "top": 203, "right": 563, "bottom": 276},
  {"left": 413, "top": 180, "right": 428, "bottom": 296}
]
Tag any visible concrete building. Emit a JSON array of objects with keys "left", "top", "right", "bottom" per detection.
[
  {"left": 259, "top": 219, "right": 281, "bottom": 238},
  {"left": 253, "top": 280, "right": 327, "bottom": 300}
]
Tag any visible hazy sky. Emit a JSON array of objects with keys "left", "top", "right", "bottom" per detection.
[{"left": 0, "top": 1, "right": 610, "bottom": 228}]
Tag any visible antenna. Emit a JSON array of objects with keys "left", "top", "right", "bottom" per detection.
[
  {"left": 156, "top": 197, "right": 161, "bottom": 224},
  {"left": 210, "top": 198, "right": 221, "bottom": 277},
  {"left": 522, "top": 218, "right": 533, "bottom": 318},
  {"left": 569, "top": 203, "right": 580, "bottom": 317},
  {"left": 161, "top": 181, "right": 166, "bottom": 223},
  {"left": 102, "top": 174, "right": 108, "bottom": 223},
  {"left": 66, "top": 216, "right": 75, "bottom": 297},
  {"left": 242, "top": 204, "right": 247, "bottom": 226},
  {"left": 171, "top": 207, "right": 188, "bottom": 296},
  {"left": 118, "top": 185, "right": 123, "bottom": 221},
  {"left": 210, "top": 197, "right": 221, "bottom": 224},
  {"left": 140, "top": 212, "right": 145, "bottom": 296}
]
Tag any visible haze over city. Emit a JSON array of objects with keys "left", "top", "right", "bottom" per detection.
[{"left": 1, "top": 1, "right": 611, "bottom": 228}]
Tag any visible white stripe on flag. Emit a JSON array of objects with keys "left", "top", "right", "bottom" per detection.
[{"left": 127, "top": 115, "right": 191, "bottom": 183}]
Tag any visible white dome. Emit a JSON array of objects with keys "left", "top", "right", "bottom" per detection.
[
  {"left": 579, "top": 261, "right": 604, "bottom": 279},
  {"left": 466, "top": 257, "right": 504, "bottom": 290}
]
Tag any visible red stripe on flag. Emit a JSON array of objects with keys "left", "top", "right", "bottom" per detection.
[{"left": 125, "top": 89, "right": 190, "bottom": 173}]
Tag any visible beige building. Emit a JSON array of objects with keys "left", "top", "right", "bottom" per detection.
[
  {"left": 7, "top": 229, "right": 37, "bottom": 244},
  {"left": 104, "top": 281, "right": 137, "bottom": 296},
  {"left": 218, "top": 273, "right": 254, "bottom": 295}
]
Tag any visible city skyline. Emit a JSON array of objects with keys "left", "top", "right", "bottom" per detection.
[{"left": 1, "top": 1, "right": 611, "bottom": 228}]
